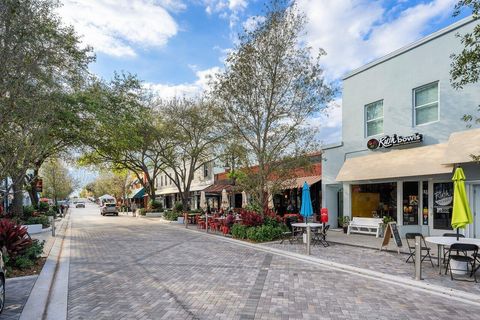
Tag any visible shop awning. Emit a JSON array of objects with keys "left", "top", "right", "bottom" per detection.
[
  {"left": 444, "top": 128, "right": 480, "bottom": 164},
  {"left": 204, "top": 184, "right": 234, "bottom": 194},
  {"left": 336, "top": 143, "right": 453, "bottom": 182},
  {"left": 282, "top": 176, "right": 321, "bottom": 189},
  {"left": 129, "top": 188, "right": 145, "bottom": 199}
]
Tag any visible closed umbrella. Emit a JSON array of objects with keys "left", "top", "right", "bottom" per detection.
[
  {"left": 300, "top": 182, "right": 313, "bottom": 223},
  {"left": 451, "top": 167, "right": 473, "bottom": 240},
  {"left": 241, "top": 191, "right": 248, "bottom": 208},
  {"left": 200, "top": 191, "right": 207, "bottom": 210},
  {"left": 221, "top": 189, "right": 229, "bottom": 210}
]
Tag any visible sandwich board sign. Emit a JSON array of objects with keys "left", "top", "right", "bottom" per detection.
[{"left": 380, "top": 222, "right": 402, "bottom": 253}]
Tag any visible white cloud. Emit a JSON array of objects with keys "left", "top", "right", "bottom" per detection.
[
  {"left": 58, "top": 0, "right": 183, "bottom": 57},
  {"left": 296, "top": 0, "right": 457, "bottom": 79},
  {"left": 243, "top": 15, "right": 266, "bottom": 32},
  {"left": 146, "top": 66, "right": 221, "bottom": 99}
]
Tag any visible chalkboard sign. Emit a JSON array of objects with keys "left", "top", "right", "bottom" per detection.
[{"left": 380, "top": 222, "right": 402, "bottom": 253}]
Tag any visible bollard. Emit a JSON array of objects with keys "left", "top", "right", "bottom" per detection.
[
  {"left": 415, "top": 235, "right": 422, "bottom": 280},
  {"left": 185, "top": 212, "right": 188, "bottom": 228},
  {"left": 51, "top": 216, "right": 56, "bottom": 237},
  {"left": 306, "top": 225, "right": 311, "bottom": 255},
  {"left": 205, "top": 214, "right": 208, "bottom": 233}
]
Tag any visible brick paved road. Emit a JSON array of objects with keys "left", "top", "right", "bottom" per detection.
[{"left": 67, "top": 204, "right": 480, "bottom": 320}]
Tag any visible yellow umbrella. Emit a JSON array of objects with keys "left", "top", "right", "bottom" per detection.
[{"left": 451, "top": 167, "right": 473, "bottom": 238}]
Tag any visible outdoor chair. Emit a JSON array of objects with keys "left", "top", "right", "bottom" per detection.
[
  {"left": 445, "top": 243, "right": 478, "bottom": 282},
  {"left": 442, "top": 233, "right": 465, "bottom": 264},
  {"left": 405, "top": 233, "right": 434, "bottom": 267},
  {"left": 312, "top": 225, "right": 330, "bottom": 247},
  {"left": 280, "top": 218, "right": 294, "bottom": 244}
]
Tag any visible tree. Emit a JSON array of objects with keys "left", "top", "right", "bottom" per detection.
[
  {"left": 79, "top": 76, "right": 165, "bottom": 202},
  {"left": 90, "top": 170, "right": 130, "bottom": 200},
  {"left": 451, "top": 1, "right": 480, "bottom": 89},
  {"left": 0, "top": 0, "right": 93, "bottom": 215},
  {"left": 212, "top": 0, "right": 333, "bottom": 214},
  {"left": 40, "top": 158, "right": 75, "bottom": 203},
  {"left": 156, "top": 98, "right": 223, "bottom": 210}
]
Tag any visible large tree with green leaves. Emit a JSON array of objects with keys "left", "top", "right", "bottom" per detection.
[
  {"left": 212, "top": 0, "right": 333, "bottom": 214},
  {"left": 79, "top": 76, "right": 165, "bottom": 202},
  {"left": 451, "top": 0, "right": 480, "bottom": 89},
  {"left": 155, "top": 98, "right": 223, "bottom": 210},
  {"left": 0, "top": 0, "right": 93, "bottom": 214},
  {"left": 40, "top": 158, "right": 75, "bottom": 203}
]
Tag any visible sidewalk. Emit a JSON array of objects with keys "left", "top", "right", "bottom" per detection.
[{"left": 161, "top": 220, "right": 480, "bottom": 301}]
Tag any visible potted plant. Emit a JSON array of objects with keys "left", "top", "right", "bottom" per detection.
[{"left": 339, "top": 216, "right": 350, "bottom": 233}]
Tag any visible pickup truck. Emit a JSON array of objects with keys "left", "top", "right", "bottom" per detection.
[{"left": 101, "top": 203, "right": 119, "bottom": 216}]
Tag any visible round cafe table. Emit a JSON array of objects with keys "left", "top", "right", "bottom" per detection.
[
  {"left": 291, "top": 223, "right": 323, "bottom": 228},
  {"left": 425, "top": 236, "right": 480, "bottom": 274}
]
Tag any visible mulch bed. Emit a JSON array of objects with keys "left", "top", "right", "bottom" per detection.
[{"left": 7, "top": 257, "right": 46, "bottom": 278}]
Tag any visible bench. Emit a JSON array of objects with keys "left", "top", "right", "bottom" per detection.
[{"left": 347, "top": 217, "right": 383, "bottom": 238}]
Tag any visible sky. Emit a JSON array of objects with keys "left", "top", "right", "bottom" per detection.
[{"left": 57, "top": 0, "right": 472, "bottom": 187}]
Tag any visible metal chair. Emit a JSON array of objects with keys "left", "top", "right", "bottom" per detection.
[
  {"left": 442, "top": 233, "right": 465, "bottom": 264},
  {"left": 312, "top": 224, "right": 330, "bottom": 247},
  {"left": 446, "top": 243, "right": 478, "bottom": 282},
  {"left": 405, "top": 233, "right": 434, "bottom": 267}
]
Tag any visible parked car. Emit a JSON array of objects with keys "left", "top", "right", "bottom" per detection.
[
  {"left": 0, "top": 251, "right": 5, "bottom": 314},
  {"left": 101, "top": 203, "right": 118, "bottom": 216},
  {"left": 75, "top": 202, "right": 85, "bottom": 208}
]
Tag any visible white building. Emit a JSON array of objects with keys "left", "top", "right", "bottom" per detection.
[{"left": 322, "top": 17, "right": 480, "bottom": 237}]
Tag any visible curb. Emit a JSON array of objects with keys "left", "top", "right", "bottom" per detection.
[
  {"left": 168, "top": 223, "right": 480, "bottom": 307},
  {"left": 19, "top": 214, "right": 70, "bottom": 320}
]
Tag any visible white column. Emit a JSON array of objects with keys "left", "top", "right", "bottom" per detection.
[
  {"left": 397, "top": 181, "right": 403, "bottom": 225},
  {"left": 343, "top": 182, "right": 351, "bottom": 218}
]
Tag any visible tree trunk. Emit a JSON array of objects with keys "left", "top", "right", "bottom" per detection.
[
  {"left": 28, "top": 166, "right": 40, "bottom": 207},
  {"left": 181, "top": 191, "right": 189, "bottom": 211},
  {"left": 11, "top": 181, "right": 24, "bottom": 218}
]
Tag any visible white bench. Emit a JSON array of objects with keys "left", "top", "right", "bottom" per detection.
[{"left": 347, "top": 217, "right": 383, "bottom": 238}]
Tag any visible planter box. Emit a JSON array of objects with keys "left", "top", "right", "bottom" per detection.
[
  {"left": 146, "top": 212, "right": 163, "bottom": 217},
  {"left": 24, "top": 224, "right": 43, "bottom": 234},
  {"left": 177, "top": 217, "right": 184, "bottom": 224}
]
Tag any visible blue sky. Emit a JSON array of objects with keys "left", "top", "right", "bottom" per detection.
[{"left": 58, "top": 0, "right": 472, "bottom": 187}]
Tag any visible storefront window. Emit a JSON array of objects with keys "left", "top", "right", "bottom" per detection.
[
  {"left": 351, "top": 183, "right": 396, "bottom": 220},
  {"left": 422, "top": 181, "right": 428, "bottom": 225},
  {"left": 433, "top": 182, "right": 453, "bottom": 230},
  {"left": 403, "top": 182, "right": 419, "bottom": 225}
]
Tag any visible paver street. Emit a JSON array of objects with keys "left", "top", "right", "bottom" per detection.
[{"left": 66, "top": 203, "right": 480, "bottom": 320}]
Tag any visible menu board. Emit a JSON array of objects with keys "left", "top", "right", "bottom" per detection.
[{"left": 380, "top": 222, "right": 402, "bottom": 253}]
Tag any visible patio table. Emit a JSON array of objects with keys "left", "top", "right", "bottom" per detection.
[{"left": 425, "top": 236, "right": 480, "bottom": 274}]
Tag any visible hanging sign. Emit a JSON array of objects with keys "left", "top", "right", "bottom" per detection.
[
  {"left": 367, "top": 133, "right": 423, "bottom": 150},
  {"left": 380, "top": 222, "right": 403, "bottom": 253}
]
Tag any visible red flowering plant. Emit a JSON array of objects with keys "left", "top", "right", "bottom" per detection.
[
  {"left": 0, "top": 219, "right": 32, "bottom": 259},
  {"left": 239, "top": 209, "right": 264, "bottom": 227}
]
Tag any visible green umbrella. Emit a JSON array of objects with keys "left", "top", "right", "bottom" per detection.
[{"left": 451, "top": 167, "right": 473, "bottom": 239}]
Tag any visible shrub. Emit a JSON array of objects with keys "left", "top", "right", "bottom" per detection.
[
  {"left": 37, "top": 202, "right": 49, "bottom": 212},
  {"left": 239, "top": 210, "right": 263, "bottom": 227},
  {"left": 246, "top": 225, "right": 285, "bottom": 242},
  {"left": 231, "top": 224, "right": 249, "bottom": 239},
  {"left": 25, "top": 216, "right": 50, "bottom": 228},
  {"left": 44, "top": 210, "right": 57, "bottom": 218},
  {"left": 173, "top": 202, "right": 183, "bottom": 213},
  {"left": 0, "top": 219, "right": 32, "bottom": 259},
  {"left": 10, "top": 240, "right": 44, "bottom": 270},
  {"left": 149, "top": 200, "right": 163, "bottom": 211},
  {"left": 163, "top": 210, "right": 181, "bottom": 221},
  {"left": 138, "top": 208, "right": 146, "bottom": 216},
  {"left": 23, "top": 206, "right": 36, "bottom": 218}
]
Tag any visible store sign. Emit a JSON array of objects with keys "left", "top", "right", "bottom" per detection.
[{"left": 367, "top": 133, "right": 423, "bottom": 150}]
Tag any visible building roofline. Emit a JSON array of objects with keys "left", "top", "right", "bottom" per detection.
[{"left": 342, "top": 15, "right": 476, "bottom": 80}]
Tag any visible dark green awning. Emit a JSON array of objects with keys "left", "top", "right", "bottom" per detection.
[{"left": 129, "top": 188, "right": 145, "bottom": 199}]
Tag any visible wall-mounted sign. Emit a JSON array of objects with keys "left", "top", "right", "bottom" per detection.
[{"left": 367, "top": 133, "right": 423, "bottom": 150}]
